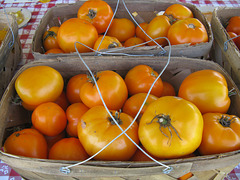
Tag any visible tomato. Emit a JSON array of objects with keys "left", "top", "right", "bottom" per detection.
[
  {"left": 77, "top": 106, "right": 139, "bottom": 161},
  {"left": 107, "top": 18, "right": 135, "bottom": 42},
  {"left": 48, "top": 137, "right": 89, "bottom": 160},
  {"left": 167, "top": 18, "right": 208, "bottom": 45},
  {"left": 227, "top": 31, "right": 238, "bottom": 44},
  {"left": 57, "top": 18, "right": 98, "bottom": 53},
  {"left": 178, "top": 69, "right": 230, "bottom": 114},
  {"left": 77, "top": 0, "right": 113, "bottom": 34},
  {"left": 54, "top": 91, "right": 69, "bottom": 111},
  {"left": 161, "top": 81, "right": 176, "bottom": 96},
  {"left": 235, "top": 34, "right": 240, "bottom": 50},
  {"left": 122, "top": 93, "right": 158, "bottom": 122},
  {"left": 124, "top": 37, "right": 145, "bottom": 47},
  {"left": 45, "top": 130, "right": 66, "bottom": 152},
  {"left": 145, "top": 15, "right": 171, "bottom": 47},
  {"left": 124, "top": 64, "right": 163, "bottom": 97},
  {"left": 164, "top": 4, "right": 193, "bottom": 24},
  {"left": 66, "top": 103, "right": 89, "bottom": 137},
  {"left": 138, "top": 96, "right": 203, "bottom": 159},
  {"left": 15, "top": 66, "right": 64, "bottom": 106},
  {"left": 93, "top": 35, "right": 123, "bottom": 51},
  {"left": 80, "top": 70, "right": 128, "bottom": 110},
  {"left": 130, "top": 145, "right": 161, "bottom": 161},
  {"left": 44, "top": 48, "right": 64, "bottom": 54},
  {"left": 32, "top": 102, "right": 67, "bottom": 136},
  {"left": 3, "top": 128, "right": 48, "bottom": 159},
  {"left": 226, "top": 16, "right": 240, "bottom": 35},
  {"left": 43, "top": 26, "right": 60, "bottom": 51},
  {"left": 66, "top": 74, "right": 88, "bottom": 104},
  {"left": 136, "top": 22, "right": 148, "bottom": 41},
  {"left": 198, "top": 113, "right": 240, "bottom": 155}
]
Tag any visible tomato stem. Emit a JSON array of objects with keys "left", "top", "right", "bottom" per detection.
[
  {"left": 219, "top": 115, "right": 237, "bottom": 127},
  {"left": 108, "top": 42, "right": 120, "bottom": 49},
  {"left": 147, "top": 114, "right": 182, "bottom": 145},
  {"left": 188, "top": 23, "right": 196, "bottom": 29},
  {"left": 109, "top": 111, "right": 123, "bottom": 125},
  {"left": 87, "top": 9, "right": 97, "bottom": 20},
  {"left": 43, "top": 31, "right": 57, "bottom": 41}
]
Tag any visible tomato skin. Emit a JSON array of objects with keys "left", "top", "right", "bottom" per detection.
[
  {"left": 48, "top": 137, "right": 89, "bottom": 161},
  {"left": 198, "top": 113, "right": 240, "bottom": 155},
  {"left": 3, "top": 128, "right": 48, "bottom": 159},
  {"left": 44, "top": 48, "right": 64, "bottom": 54},
  {"left": 161, "top": 81, "right": 176, "bottom": 96},
  {"left": 178, "top": 69, "right": 230, "bottom": 114},
  {"left": 57, "top": 18, "right": 98, "bottom": 53},
  {"left": 122, "top": 93, "right": 158, "bottom": 122},
  {"left": 136, "top": 22, "right": 148, "bottom": 41},
  {"left": 77, "top": 106, "right": 139, "bottom": 161},
  {"left": 107, "top": 18, "right": 136, "bottom": 42},
  {"left": 32, "top": 102, "right": 67, "bottom": 137},
  {"left": 138, "top": 96, "right": 203, "bottom": 159},
  {"left": 43, "top": 26, "right": 60, "bottom": 51},
  {"left": 124, "top": 64, "right": 163, "bottom": 97},
  {"left": 145, "top": 15, "right": 171, "bottom": 46},
  {"left": 80, "top": 70, "right": 128, "bottom": 110},
  {"left": 77, "top": 0, "right": 113, "bottom": 34},
  {"left": 124, "top": 37, "right": 145, "bottom": 47},
  {"left": 164, "top": 4, "right": 193, "bottom": 23},
  {"left": 15, "top": 66, "right": 64, "bottom": 106},
  {"left": 44, "top": 130, "right": 66, "bottom": 152},
  {"left": 226, "top": 16, "right": 240, "bottom": 35},
  {"left": 66, "top": 103, "right": 89, "bottom": 137},
  {"left": 66, "top": 74, "right": 88, "bottom": 104},
  {"left": 167, "top": 18, "right": 208, "bottom": 45},
  {"left": 94, "top": 35, "right": 123, "bottom": 51}
]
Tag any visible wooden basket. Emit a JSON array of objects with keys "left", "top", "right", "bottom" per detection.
[
  {"left": 211, "top": 6, "right": 240, "bottom": 88},
  {"left": 0, "top": 13, "right": 22, "bottom": 99},
  {"left": 32, "top": 0, "right": 213, "bottom": 59},
  {"left": 0, "top": 56, "right": 239, "bottom": 179}
]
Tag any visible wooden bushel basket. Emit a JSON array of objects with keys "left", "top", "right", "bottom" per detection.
[
  {"left": 0, "top": 56, "right": 239, "bottom": 179},
  {"left": 32, "top": 0, "right": 213, "bottom": 60}
]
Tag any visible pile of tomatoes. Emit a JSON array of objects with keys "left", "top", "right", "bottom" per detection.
[
  {"left": 43, "top": 0, "right": 209, "bottom": 54},
  {"left": 226, "top": 16, "right": 240, "bottom": 50},
  {"left": 3, "top": 62, "right": 240, "bottom": 162}
]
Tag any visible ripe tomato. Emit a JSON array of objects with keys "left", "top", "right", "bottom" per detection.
[
  {"left": 227, "top": 31, "right": 238, "bottom": 44},
  {"left": 77, "top": 106, "right": 139, "bottom": 161},
  {"left": 124, "top": 64, "right": 163, "bottom": 97},
  {"left": 124, "top": 37, "right": 145, "bottom": 47},
  {"left": 178, "top": 69, "right": 230, "bottom": 114},
  {"left": 122, "top": 93, "right": 158, "bottom": 122},
  {"left": 226, "top": 16, "right": 240, "bottom": 35},
  {"left": 44, "top": 48, "right": 64, "bottom": 54},
  {"left": 145, "top": 15, "right": 171, "bottom": 46},
  {"left": 32, "top": 102, "right": 67, "bottom": 136},
  {"left": 198, "top": 113, "right": 240, "bottom": 155},
  {"left": 15, "top": 66, "right": 64, "bottom": 106},
  {"left": 3, "top": 128, "right": 48, "bottom": 159},
  {"left": 44, "top": 130, "right": 66, "bottom": 152},
  {"left": 57, "top": 18, "right": 98, "bottom": 53},
  {"left": 48, "top": 137, "right": 89, "bottom": 160},
  {"left": 130, "top": 145, "right": 161, "bottom": 161},
  {"left": 107, "top": 18, "right": 135, "bottom": 42},
  {"left": 235, "top": 34, "right": 240, "bottom": 50},
  {"left": 80, "top": 70, "right": 128, "bottom": 110},
  {"left": 66, "top": 103, "right": 89, "bottom": 137},
  {"left": 136, "top": 22, "right": 148, "bottom": 41},
  {"left": 164, "top": 4, "right": 193, "bottom": 24},
  {"left": 66, "top": 73, "right": 88, "bottom": 104},
  {"left": 161, "top": 81, "right": 176, "bottom": 96},
  {"left": 43, "top": 26, "right": 60, "bottom": 51},
  {"left": 167, "top": 18, "right": 208, "bottom": 45},
  {"left": 93, "top": 35, "right": 123, "bottom": 51},
  {"left": 77, "top": 0, "right": 113, "bottom": 34},
  {"left": 138, "top": 96, "right": 203, "bottom": 159}
]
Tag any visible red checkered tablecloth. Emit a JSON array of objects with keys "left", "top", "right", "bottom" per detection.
[{"left": 0, "top": 0, "right": 240, "bottom": 179}]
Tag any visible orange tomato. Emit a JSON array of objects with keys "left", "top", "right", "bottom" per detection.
[
  {"left": 136, "top": 22, "right": 148, "bottom": 41},
  {"left": 107, "top": 18, "right": 135, "bottom": 42},
  {"left": 66, "top": 74, "right": 88, "bottom": 104},
  {"left": 226, "top": 16, "right": 240, "bottom": 35},
  {"left": 167, "top": 18, "right": 208, "bottom": 45},
  {"left": 94, "top": 35, "right": 123, "bottom": 51},
  {"left": 44, "top": 48, "right": 64, "bottom": 54},
  {"left": 32, "top": 102, "right": 67, "bottom": 136},
  {"left": 77, "top": 0, "right": 113, "bottom": 34},
  {"left": 4, "top": 128, "right": 48, "bottom": 159},
  {"left": 145, "top": 15, "right": 171, "bottom": 46},
  {"left": 66, "top": 103, "right": 89, "bottom": 137},
  {"left": 48, "top": 137, "right": 89, "bottom": 161},
  {"left": 161, "top": 81, "right": 176, "bottom": 96},
  {"left": 45, "top": 130, "right": 66, "bottom": 152},
  {"left": 43, "top": 26, "right": 60, "bottom": 51},
  {"left": 57, "top": 18, "right": 98, "bottom": 53},
  {"left": 124, "top": 37, "right": 145, "bottom": 47}
]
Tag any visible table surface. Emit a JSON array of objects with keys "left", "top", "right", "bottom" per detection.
[{"left": 0, "top": 0, "right": 240, "bottom": 179}]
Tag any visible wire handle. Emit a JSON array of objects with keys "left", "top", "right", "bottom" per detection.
[{"left": 224, "top": 34, "right": 240, "bottom": 51}]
